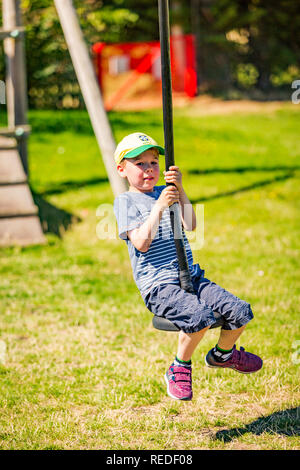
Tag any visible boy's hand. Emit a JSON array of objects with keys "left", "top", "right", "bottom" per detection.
[
  {"left": 157, "top": 185, "right": 180, "bottom": 210},
  {"left": 163, "top": 166, "right": 183, "bottom": 192}
]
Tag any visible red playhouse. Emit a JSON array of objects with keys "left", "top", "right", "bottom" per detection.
[{"left": 92, "top": 34, "right": 197, "bottom": 110}]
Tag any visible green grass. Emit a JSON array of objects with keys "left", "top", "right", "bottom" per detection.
[{"left": 0, "top": 104, "right": 299, "bottom": 450}]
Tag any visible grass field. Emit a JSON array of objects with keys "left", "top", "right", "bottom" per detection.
[{"left": 0, "top": 103, "right": 299, "bottom": 450}]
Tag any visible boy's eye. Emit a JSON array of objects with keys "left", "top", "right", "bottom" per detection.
[{"left": 135, "top": 161, "right": 158, "bottom": 167}]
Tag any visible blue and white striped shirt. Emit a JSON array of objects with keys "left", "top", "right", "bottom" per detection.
[{"left": 114, "top": 186, "right": 201, "bottom": 298}]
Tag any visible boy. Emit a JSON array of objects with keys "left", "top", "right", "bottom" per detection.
[{"left": 113, "top": 132, "right": 262, "bottom": 401}]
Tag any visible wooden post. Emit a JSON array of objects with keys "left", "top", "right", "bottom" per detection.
[
  {"left": 0, "top": 1, "right": 45, "bottom": 246},
  {"left": 53, "top": 0, "right": 127, "bottom": 197},
  {"left": 2, "top": 0, "right": 29, "bottom": 175}
]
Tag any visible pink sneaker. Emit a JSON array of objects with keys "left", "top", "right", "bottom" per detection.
[
  {"left": 165, "top": 364, "right": 193, "bottom": 400},
  {"left": 205, "top": 345, "right": 263, "bottom": 374}
]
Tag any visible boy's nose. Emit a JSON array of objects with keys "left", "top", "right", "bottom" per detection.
[{"left": 145, "top": 164, "right": 153, "bottom": 172}]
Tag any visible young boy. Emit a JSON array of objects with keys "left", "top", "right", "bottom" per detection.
[{"left": 113, "top": 132, "right": 262, "bottom": 401}]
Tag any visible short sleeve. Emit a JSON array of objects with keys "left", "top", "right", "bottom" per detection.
[
  {"left": 113, "top": 194, "right": 144, "bottom": 240},
  {"left": 153, "top": 185, "right": 164, "bottom": 195}
]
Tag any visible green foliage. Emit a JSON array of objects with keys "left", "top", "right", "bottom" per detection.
[
  {"left": 16, "top": 0, "right": 160, "bottom": 109},
  {"left": 270, "top": 65, "right": 300, "bottom": 87},
  {"left": 236, "top": 63, "right": 259, "bottom": 88},
  {"left": 0, "top": 0, "right": 299, "bottom": 107},
  {"left": 196, "top": 0, "right": 300, "bottom": 94}
]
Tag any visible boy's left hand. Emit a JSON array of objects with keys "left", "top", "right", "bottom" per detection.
[{"left": 163, "top": 166, "right": 183, "bottom": 192}]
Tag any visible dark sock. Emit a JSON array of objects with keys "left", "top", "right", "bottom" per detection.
[
  {"left": 174, "top": 356, "right": 191, "bottom": 367},
  {"left": 212, "top": 344, "right": 233, "bottom": 363}
]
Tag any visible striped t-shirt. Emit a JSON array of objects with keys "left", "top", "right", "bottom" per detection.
[{"left": 113, "top": 186, "right": 201, "bottom": 298}]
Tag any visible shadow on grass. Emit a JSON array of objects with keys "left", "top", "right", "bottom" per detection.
[
  {"left": 32, "top": 191, "right": 81, "bottom": 237},
  {"left": 39, "top": 177, "right": 109, "bottom": 196},
  {"left": 190, "top": 172, "right": 295, "bottom": 204},
  {"left": 189, "top": 165, "right": 300, "bottom": 175},
  {"left": 35, "top": 165, "right": 298, "bottom": 203},
  {"left": 27, "top": 110, "right": 162, "bottom": 135},
  {"left": 214, "top": 407, "right": 300, "bottom": 442}
]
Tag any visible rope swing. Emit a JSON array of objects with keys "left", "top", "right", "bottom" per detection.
[{"left": 153, "top": 0, "right": 223, "bottom": 332}]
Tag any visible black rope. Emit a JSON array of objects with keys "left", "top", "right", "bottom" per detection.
[{"left": 158, "top": 0, "right": 194, "bottom": 295}]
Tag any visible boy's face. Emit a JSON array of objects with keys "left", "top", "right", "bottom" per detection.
[{"left": 117, "top": 148, "right": 160, "bottom": 193}]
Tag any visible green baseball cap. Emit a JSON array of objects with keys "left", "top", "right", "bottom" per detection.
[{"left": 114, "top": 132, "right": 165, "bottom": 164}]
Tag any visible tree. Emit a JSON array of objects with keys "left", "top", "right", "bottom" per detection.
[
  {"left": 1, "top": 0, "right": 299, "bottom": 105},
  {"left": 188, "top": 0, "right": 300, "bottom": 95}
]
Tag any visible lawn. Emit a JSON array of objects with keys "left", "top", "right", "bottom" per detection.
[{"left": 0, "top": 103, "right": 299, "bottom": 450}]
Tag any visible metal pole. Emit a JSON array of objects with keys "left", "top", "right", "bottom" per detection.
[
  {"left": 158, "top": 0, "right": 194, "bottom": 294},
  {"left": 3, "top": 0, "right": 29, "bottom": 175}
]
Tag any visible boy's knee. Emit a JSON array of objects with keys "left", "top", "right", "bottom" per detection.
[
  {"left": 234, "top": 300, "right": 253, "bottom": 325},
  {"left": 223, "top": 299, "right": 253, "bottom": 330}
]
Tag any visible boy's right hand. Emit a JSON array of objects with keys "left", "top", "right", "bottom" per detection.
[{"left": 157, "top": 185, "right": 180, "bottom": 210}]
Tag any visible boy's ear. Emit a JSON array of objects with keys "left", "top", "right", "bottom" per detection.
[{"left": 116, "top": 163, "right": 127, "bottom": 178}]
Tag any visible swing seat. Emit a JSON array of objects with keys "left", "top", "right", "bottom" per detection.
[{"left": 152, "top": 312, "right": 225, "bottom": 331}]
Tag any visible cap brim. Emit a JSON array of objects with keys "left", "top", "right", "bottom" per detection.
[{"left": 124, "top": 144, "right": 165, "bottom": 159}]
